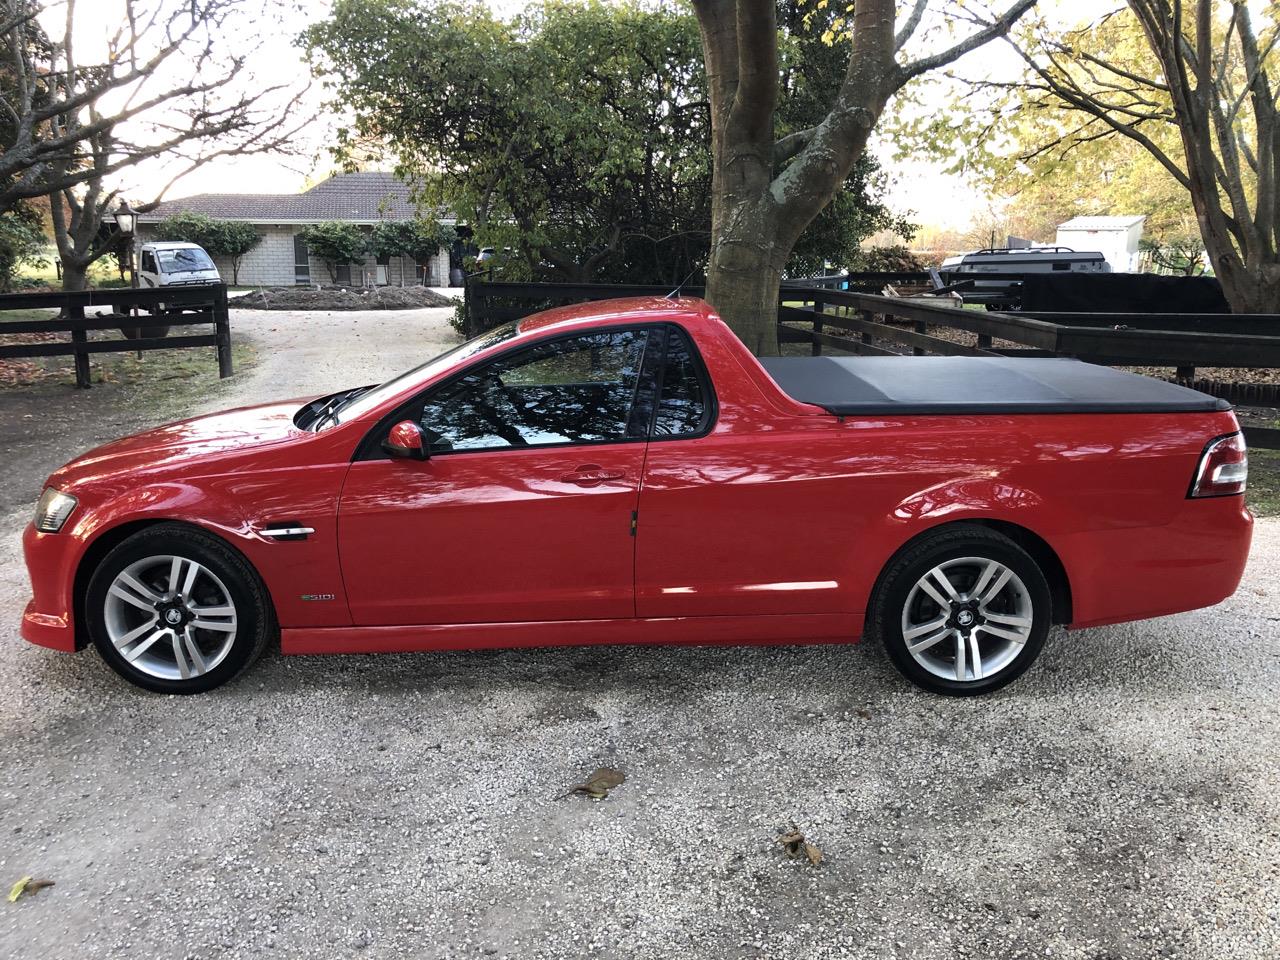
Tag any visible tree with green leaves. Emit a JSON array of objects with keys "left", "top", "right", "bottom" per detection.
[
  {"left": 367, "top": 219, "right": 457, "bottom": 271},
  {"left": 685, "top": 0, "right": 1035, "bottom": 351},
  {"left": 215, "top": 221, "right": 263, "bottom": 286},
  {"left": 304, "top": 0, "right": 910, "bottom": 294},
  {"left": 299, "top": 221, "right": 366, "bottom": 283},
  {"left": 0, "top": 201, "right": 46, "bottom": 291},
  {"left": 155, "top": 212, "right": 263, "bottom": 284}
]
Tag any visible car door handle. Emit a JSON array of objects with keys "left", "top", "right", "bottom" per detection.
[{"left": 559, "top": 465, "right": 625, "bottom": 486}]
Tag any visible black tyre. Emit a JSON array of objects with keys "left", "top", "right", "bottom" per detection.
[
  {"left": 869, "top": 524, "right": 1051, "bottom": 696},
  {"left": 85, "top": 523, "right": 274, "bottom": 694}
]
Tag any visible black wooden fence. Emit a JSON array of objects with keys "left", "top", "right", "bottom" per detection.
[
  {"left": 0, "top": 285, "right": 232, "bottom": 388},
  {"left": 465, "top": 277, "right": 1280, "bottom": 448}
]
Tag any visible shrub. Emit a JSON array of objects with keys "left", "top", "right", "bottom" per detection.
[{"left": 298, "top": 222, "right": 366, "bottom": 283}]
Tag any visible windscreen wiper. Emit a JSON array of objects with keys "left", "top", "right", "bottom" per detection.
[{"left": 313, "top": 386, "right": 374, "bottom": 431}]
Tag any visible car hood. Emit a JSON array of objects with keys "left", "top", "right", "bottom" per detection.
[{"left": 49, "top": 399, "right": 309, "bottom": 491}]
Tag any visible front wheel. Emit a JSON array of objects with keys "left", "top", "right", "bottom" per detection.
[
  {"left": 870, "top": 525, "right": 1051, "bottom": 696},
  {"left": 85, "top": 523, "right": 274, "bottom": 694}
]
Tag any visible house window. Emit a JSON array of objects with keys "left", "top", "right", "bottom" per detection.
[{"left": 293, "top": 234, "right": 310, "bottom": 286}]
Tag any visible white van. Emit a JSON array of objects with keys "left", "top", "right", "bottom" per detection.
[{"left": 137, "top": 241, "right": 222, "bottom": 288}]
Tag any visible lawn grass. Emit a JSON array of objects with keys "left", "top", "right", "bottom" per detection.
[
  {"left": 1247, "top": 447, "right": 1280, "bottom": 518},
  {"left": 14, "top": 255, "right": 129, "bottom": 290},
  {"left": 1, "top": 305, "right": 254, "bottom": 391}
]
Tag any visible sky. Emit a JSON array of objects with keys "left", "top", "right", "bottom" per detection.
[{"left": 48, "top": 0, "right": 1117, "bottom": 233}]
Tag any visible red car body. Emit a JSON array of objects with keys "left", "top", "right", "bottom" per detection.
[{"left": 22, "top": 297, "right": 1253, "bottom": 661}]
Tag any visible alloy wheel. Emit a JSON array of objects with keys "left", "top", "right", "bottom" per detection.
[
  {"left": 102, "top": 554, "right": 238, "bottom": 681},
  {"left": 899, "top": 556, "right": 1034, "bottom": 683}
]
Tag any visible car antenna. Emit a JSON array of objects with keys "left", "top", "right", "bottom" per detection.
[{"left": 666, "top": 267, "right": 700, "bottom": 299}]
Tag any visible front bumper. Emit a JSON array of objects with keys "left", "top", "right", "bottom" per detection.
[{"left": 20, "top": 522, "right": 80, "bottom": 653}]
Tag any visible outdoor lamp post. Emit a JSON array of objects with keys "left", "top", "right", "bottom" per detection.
[{"left": 113, "top": 201, "right": 138, "bottom": 288}]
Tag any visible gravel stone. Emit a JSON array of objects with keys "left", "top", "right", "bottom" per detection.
[{"left": 0, "top": 305, "right": 1277, "bottom": 959}]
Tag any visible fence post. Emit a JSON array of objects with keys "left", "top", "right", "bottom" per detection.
[
  {"left": 859, "top": 309, "right": 874, "bottom": 352},
  {"left": 913, "top": 319, "right": 927, "bottom": 357},
  {"left": 1175, "top": 365, "right": 1195, "bottom": 381},
  {"left": 214, "top": 285, "right": 233, "bottom": 378},
  {"left": 812, "top": 290, "right": 824, "bottom": 356},
  {"left": 71, "top": 322, "right": 90, "bottom": 388}
]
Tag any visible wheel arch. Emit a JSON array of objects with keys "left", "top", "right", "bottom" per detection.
[
  {"left": 868, "top": 518, "right": 1073, "bottom": 626},
  {"left": 72, "top": 518, "right": 279, "bottom": 650}
]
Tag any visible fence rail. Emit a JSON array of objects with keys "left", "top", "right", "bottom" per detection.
[
  {"left": 464, "top": 278, "right": 1280, "bottom": 447},
  {"left": 0, "top": 285, "right": 232, "bottom": 388},
  {"left": 785, "top": 288, "right": 1280, "bottom": 374}
]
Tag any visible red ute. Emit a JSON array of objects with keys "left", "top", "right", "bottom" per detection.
[{"left": 21, "top": 298, "right": 1253, "bottom": 695}]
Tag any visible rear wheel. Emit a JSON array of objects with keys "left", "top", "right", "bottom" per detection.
[
  {"left": 870, "top": 525, "right": 1051, "bottom": 696},
  {"left": 86, "top": 524, "right": 274, "bottom": 694}
]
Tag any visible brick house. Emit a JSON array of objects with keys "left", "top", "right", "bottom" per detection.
[{"left": 138, "top": 171, "right": 456, "bottom": 287}]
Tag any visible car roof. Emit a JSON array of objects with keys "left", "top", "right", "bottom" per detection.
[
  {"left": 142, "top": 241, "right": 205, "bottom": 250},
  {"left": 516, "top": 296, "right": 716, "bottom": 335}
]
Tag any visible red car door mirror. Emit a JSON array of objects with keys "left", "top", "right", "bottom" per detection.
[{"left": 382, "top": 420, "right": 429, "bottom": 461}]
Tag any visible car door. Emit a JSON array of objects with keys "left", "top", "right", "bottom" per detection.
[
  {"left": 633, "top": 325, "right": 852, "bottom": 619},
  {"left": 337, "top": 326, "right": 656, "bottom": 626}
]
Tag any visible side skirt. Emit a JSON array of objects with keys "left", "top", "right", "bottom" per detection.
[{"left": 281, "top": 613, "right": 864, "bottom": 656}]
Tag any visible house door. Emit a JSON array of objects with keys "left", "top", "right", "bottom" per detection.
[{"left": 293, "top": 234, "right": 310, "bottom": 286}]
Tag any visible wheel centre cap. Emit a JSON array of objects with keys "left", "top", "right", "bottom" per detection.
[
  {"left": 163, "top": 607, "right": 184, "bottom": 626},
  {"left": 956, "top": 609, "right": 976, "bottom": 628}
]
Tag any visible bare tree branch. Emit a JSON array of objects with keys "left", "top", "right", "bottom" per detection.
[{"left": 898, "top": 0, "right": 1038, "bottom": 83}]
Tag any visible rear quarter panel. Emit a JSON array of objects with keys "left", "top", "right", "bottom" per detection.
[{"left": 827, "top": 408, "right": 1251, "bottom": 627}]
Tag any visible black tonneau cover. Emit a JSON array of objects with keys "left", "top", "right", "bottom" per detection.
[{"left": 759, "top": 356, "right": 1231, "bottom": 416}]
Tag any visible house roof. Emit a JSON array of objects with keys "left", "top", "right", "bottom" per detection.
[
  {"left": 138, "top": 171, "right": 452, "bottom": 225},
  {"left": 1057, "top": 215, "right": 1146, "bottom": 230}
]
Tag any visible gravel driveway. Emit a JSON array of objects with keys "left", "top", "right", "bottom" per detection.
[{"left": 1, "top": 306, "right": 1278, "bottom": 960}]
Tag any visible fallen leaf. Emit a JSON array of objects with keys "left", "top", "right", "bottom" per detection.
[
  {"left": 7, "top": 877, "right": 53, "bottom": 902},
  {"left": 776, "top": 824, "right": 822, "bottom": 866},
  {"left": 562, "top": 766, "right": 625, "bottom": 800}
]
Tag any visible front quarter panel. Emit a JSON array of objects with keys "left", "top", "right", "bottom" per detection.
[{"left": 25, "top": 442, "right": 355, "bottom": 653}]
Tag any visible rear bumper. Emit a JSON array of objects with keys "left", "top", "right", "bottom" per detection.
[
  {"left": 19, "top": 523, "right": 80, "bottom": 653},
  {"left": 1063, "top": 495, "right": 1253, "bottom": 629}
]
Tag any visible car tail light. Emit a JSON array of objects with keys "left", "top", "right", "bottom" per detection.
[{"left": 1189, "top": 432, "right": 1248, "bottom": 498}]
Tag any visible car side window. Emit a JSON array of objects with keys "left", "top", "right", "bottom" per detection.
[
  {"left": 141, "top": 251, "right": 156, "bottom": 273},
  {"left": 418, "top": 329, "right": 651, "bottom": 452},
  {"left": 652, "top": 326, "right": 709, "bottom": 437}
]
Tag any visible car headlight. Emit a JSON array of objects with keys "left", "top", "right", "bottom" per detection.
[{"left": 34, "top": 488, "right": 78, "bottom": 533}]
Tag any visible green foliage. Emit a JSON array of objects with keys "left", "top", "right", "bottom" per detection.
[
  {"left": 155, "top": 213, "right": 264, "bottom": 283},
  {"left": 298, "top": 221, "right": 367, "bottom": 282},
  {"left": 848, "top": 245, "right": 928, "bottom": 272},
  {"left": 368, "top": 219, "right": 456, "bottom": 263},
  {"left": 0, "top": 203, "right": 48, "bottom": 292},
  {"left": 1139, "top": 235, "right": 1206, "bottom": 276},
  {"left": 154, "top": 212, "right": 222, "bottom": 248},
  {"left": 304, "top": 0, "right": 910, "bottom": 284}
]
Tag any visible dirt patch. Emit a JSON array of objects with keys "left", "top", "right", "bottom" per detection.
[{"left": 230, "top": 285, "right": 459, "bottom": 311}]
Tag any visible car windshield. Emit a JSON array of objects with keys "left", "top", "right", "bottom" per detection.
[
  {"left": 317, "top": 321, "right": 520, "bottom": 429},
  {"left": 156, "top": 248, "right": 214, "bottom": 273}
]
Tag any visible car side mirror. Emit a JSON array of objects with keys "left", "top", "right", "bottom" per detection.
[{"left": 382, "top": 420, "right": 428, "bottom": 461}]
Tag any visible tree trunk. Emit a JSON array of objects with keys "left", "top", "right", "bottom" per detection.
[
  {"left": 1216, "top": 260, "right": 1280, "bottom": 313},
  {"left": 61, "top": 260, "right": 89, "bottom": 293},
  {"left": 703, "top": 194, "right": 785, "bottom": 355}
]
